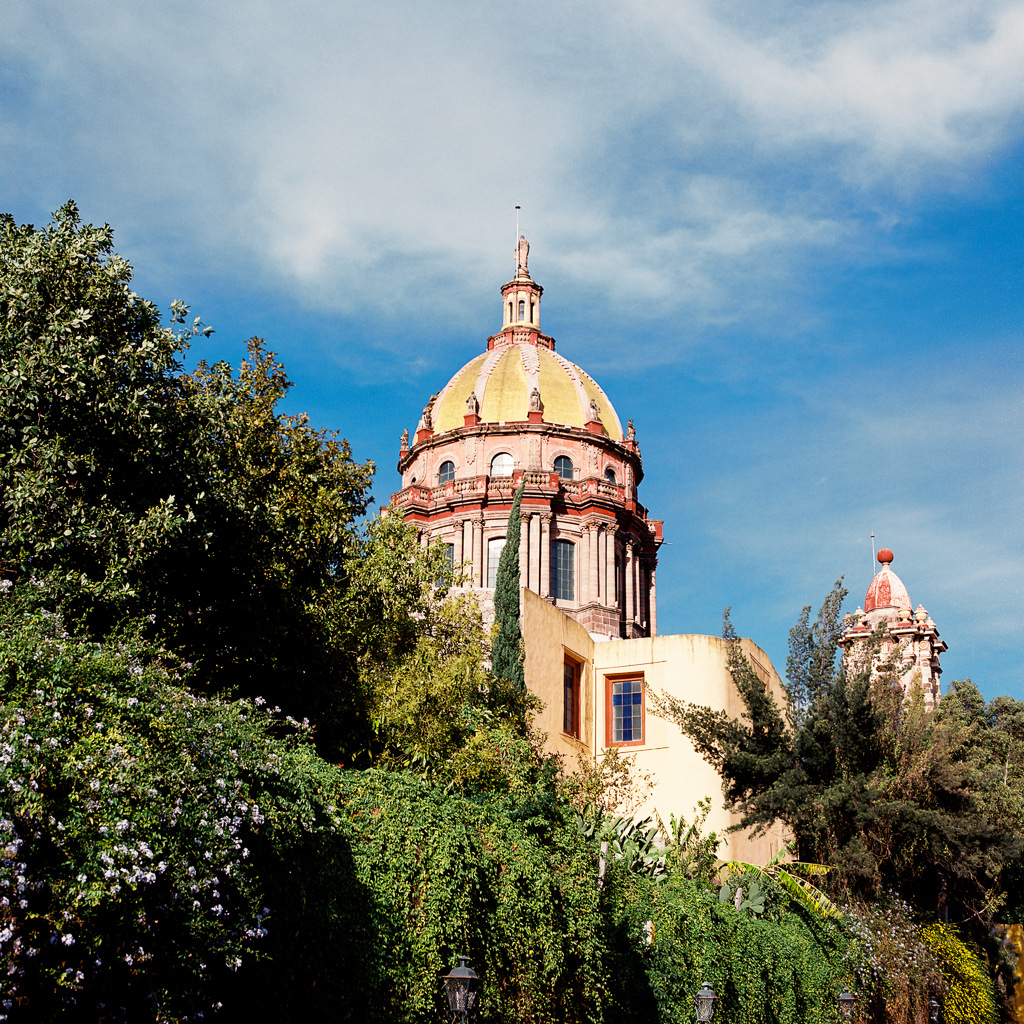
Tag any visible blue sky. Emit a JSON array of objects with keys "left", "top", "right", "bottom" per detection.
[{"left": 4, "top": 0, "right": 1023, "bottom": 699}]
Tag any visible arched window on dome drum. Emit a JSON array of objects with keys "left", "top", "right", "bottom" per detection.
[
  {"left": 438, "top": 460, "right": 455, "bottom": 484},
  {"left": 604, "top": 466, "right": 616, "bottom": 484},
  {"left": 530, "top": 301, "right": 535, "bottom": 322},
  {"left": 490, "top": 452, "right": 513, "bottom": 477},
  {"left": 551, "top": 539, "right": 574, "bottom": 602},
  {"left": 554, "top": 455, "right": 574, "bottom": 481},
  {"left": 508, "top": 302, "right": 513, "bottom": 323},
  {"left": 518, "top": 300, "right": 525, "bottom": 321},
  {"left": 486, "top": 537, "right": 505, "bottom": 588}
]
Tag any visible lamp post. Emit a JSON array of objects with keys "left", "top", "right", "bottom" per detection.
[
  {"left": 929, "top": 998, "right": 941, "bottom": 1024},
  {"left": 838, "top": 988, "right": 856, "bottom": 1020},
  {"left": 442, "top": 955, "right": 481, "bottom": 1023},
  {"left": 694, "top": 982, "right": 717, "bottom": 1022}
]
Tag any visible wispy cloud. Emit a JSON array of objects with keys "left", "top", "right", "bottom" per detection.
[{"left": 5, "top": 0, "right": 1022, "bottom": 334}]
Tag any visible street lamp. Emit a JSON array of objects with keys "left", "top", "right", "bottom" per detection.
[
  {"left": 442, "top": 955, "right": 481, "bottom": 1023},
  {"left": 694, "top": 982, "right": 717, "bottom": 1022},
  {"left": 838, "top": 988, "right": 856, "bottom": 1020},
  {"left": 929, "top": 998, "right": 941, "bottom": 1024}
]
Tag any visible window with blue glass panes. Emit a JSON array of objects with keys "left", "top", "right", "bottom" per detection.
[{"left": 611, "top": 678, "right": 643, "bottom": 744}]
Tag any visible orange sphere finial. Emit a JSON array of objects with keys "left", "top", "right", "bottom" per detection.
[{"left": 877, "top": 548, "right": 894, "bottom": 565}]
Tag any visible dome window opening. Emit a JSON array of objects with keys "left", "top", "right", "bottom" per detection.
[
  {"left": 490, "top": 452, "right": 513, "bottom": 477},
  {"left": 530, "top": 301, "right": 535, "bottom": 322},
  {"left": 551, "top": 539, "right": 575, "bottom": 601},
  {"left": 508, "top": 301, "right": 513, "bottom": 323},
  {"left": 604, "top": 467, "right": 617, "bottom": 484},
  {"left": 518, "top": 299, "right": 525, "bottom": 321},
  {"left": 486, "top": 537, "right": 506, "bottom": 588},
  {"left": 554, "top": 455, "right": 574, "bottom": 481},
  {"left": 438, "top": 460, "right": 456, "bottom": 485}
]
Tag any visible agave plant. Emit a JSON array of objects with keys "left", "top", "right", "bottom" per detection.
[{"left": 575, "top": 803, "right": 668, "bottom": 881}]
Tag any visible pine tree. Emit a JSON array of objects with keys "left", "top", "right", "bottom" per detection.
[{"left": 491, "top": 483, "right": 525, "bottom": 688}]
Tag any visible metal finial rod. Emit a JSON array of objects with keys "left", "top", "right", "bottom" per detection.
[
  {"left": 871, "top": 532, "right": 876, "bottom": 576},
  {"left": 515, "top": 206, "right": 521, "bottom": 270}
]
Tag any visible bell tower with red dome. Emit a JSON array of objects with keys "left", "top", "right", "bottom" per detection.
[
  {"left": 838, "top": 548, "right": 946, "bottom": 709},
  {"left": 390, "top": 237, "right": 663, "bottom": 640}
]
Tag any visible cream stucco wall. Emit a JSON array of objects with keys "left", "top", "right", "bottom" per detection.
[{"left": 522, "top": 588, "right": 790, "bottom": 865}]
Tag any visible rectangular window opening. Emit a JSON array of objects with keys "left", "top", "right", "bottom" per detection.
[
  {"left": 552, "top": 538, "right": 575, "bottom": 602},
  {"left": 607, "top": 676, "right": 644, "bottom": 746},
  {"left": 563, "top": 657, "right": 581, "bottom": 738},
  {"left": 486, "top": 537, "right": 506, "bottom": 588}
]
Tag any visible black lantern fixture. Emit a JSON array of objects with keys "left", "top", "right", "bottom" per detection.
[
  {"left": 929, "top": 998, "right": 941, "bottom": 1024},
  {"left": 442, "top": 955, "right": 481, "bottom": 1023},
  {"left": 694, "top": 982, "right": 717, "bottom": 1022},
  {"left": 838, "top": 988, "right": 856, "bottom": 1020}
]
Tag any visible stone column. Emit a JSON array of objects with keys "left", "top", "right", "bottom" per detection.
[
  {"left": 588, "top": 523, "right": 600, "bottom": 604},
  {"left": 472, "top": 516, "right": 485, "bottom": 588},
  {"left": 639, "top": 559, "right": 648, "bottom": 629},
  {"left": 454, "top": 519, "right": 464, "bottom": 578},
  {"left": 604, "top": 527, "right": 615, "bottom": 610},
  {"left": 649, "top": 559, "right": 658, "bottom": 637},
  {"left": 528, "top": 512, "right": 540, "bottom": 595},
  {"left": 579, "top": 524, "right": 590, "bottom": 605},
  {"left": 625, "top": 541, "right": 635, "bottom": 630},
  {"left": 540, "top": 514, "right": 552, "bottom": 598},
  {"left": 518, "top": 510, "right": 530, "bottom": 588}
]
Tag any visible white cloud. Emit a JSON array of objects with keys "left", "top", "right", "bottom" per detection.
[{"left": 5, "top": 0, "right": 1022, "bottom": 333}]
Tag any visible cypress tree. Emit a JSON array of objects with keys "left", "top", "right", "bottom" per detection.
[{"left": 491, "top": 483, "right": 525, "bottom": 688}]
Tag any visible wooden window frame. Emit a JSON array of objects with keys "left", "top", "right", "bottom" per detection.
[
  {"left": 563, "top": 655, "right": 581, "bottom": 739},
  {"left": 605, "top": 673, "right": 645, "bottom": 748}
]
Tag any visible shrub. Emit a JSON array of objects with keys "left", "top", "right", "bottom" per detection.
[{"left": 920, "top": 923, "right": 998, "bottom": 1024}]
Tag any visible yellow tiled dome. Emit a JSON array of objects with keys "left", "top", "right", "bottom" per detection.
[{"left": 431, "top": 343, "right": 623, "bottom": 440}]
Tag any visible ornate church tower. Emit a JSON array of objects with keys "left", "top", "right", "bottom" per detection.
[
  {"left": 837, "top": 548, "right": 946, "bottom": 709},
  {"left": 390, "top": 237, "right": 663, "bottom": 639}
]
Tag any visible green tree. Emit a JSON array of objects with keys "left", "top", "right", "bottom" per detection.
[
  {"left": 650, "top": 584, "right": 1024, "bottom": 946},
  {"left": 491, "top": 483, "right": 524, "bottom": 689}
]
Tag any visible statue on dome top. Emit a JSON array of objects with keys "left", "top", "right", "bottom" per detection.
[
  {"left": 529, "top": 387, "right": 543, "bottom": 413},
  {"left": 588, "top": 397, "right": 601, "bottom": 422},
  {"left": 627, "top": 419, "right": 635, "bottom": 442},
  {"left": 418, "top": 393, "right": 437, "bottom": 432},
  {"left": 516, "top": 234, "right": 530, "bottom": 277},
  {"left": 466, "top": 392, "right": 479, "bottom": 416},
  {"left": 400, "top": 427, "right": 409, "bottom": 450}
]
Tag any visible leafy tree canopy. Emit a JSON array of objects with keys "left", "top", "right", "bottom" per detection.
[{"left": 650, "top": 582, "right": 1024, "bottom": 967}]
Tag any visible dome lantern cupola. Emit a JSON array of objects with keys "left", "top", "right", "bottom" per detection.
[{"left": 497, "top": 235, "right": 546, "bottom": 341}]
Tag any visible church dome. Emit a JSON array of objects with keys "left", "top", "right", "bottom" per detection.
[
  {"left": 430, "top": 343, "right": 624, "bottom": 440},
  {"left": 864, "top": 549, "right": 911, "bottom": 612}
]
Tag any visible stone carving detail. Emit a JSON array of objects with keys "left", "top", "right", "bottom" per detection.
[
  {"left": 516, "top": 234, "right": 530, "bottom": 276},
  {"left": 466, "top": 392, "right": 479, "bottom": 416},
  {"left": 462, "top": 437, "right": 476, "bottom": 466},
  {"left": 588, "top": 398, "right": 601, "bottom": 422},
  {"left": 584, "top": 443, "right": 598, "bottom": 474},
  {"left": 529, "top": 387, "right": 543, "bottom": 413},
  {"left": 400, "top": 428, "right": 409, "bottom": 450},
  {"left": 627, "top": 419, "right": 635, "bottom": 442},
  {"left": 528, "top": 436, "right": 541, "bottom": 468}
]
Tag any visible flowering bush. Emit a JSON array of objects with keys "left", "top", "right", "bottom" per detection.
[
  {"left": 0, "top": 591, "right": 340, "bottom": 1021},
  {"left": 839, "top": 894, "right": 944, "bottom": 1024}
]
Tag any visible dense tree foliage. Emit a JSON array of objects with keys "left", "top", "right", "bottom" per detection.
[
  {"left": 0, "top": 203, "right": 471, "bottom": 763},
  {"left": 651, "top": 584, "right": 1024, "bottom": 1017}
]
